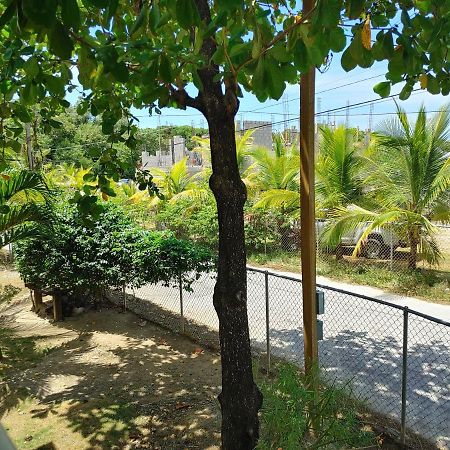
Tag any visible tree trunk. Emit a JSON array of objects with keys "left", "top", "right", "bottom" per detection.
[
  {"left": 207, "top": 110, "right": 263, "bottom": 449},
  {"left": 53, "top": 292, "right": 63, "bottom": 321},
  {"left": 408, "top": 228, "right": 419, "bottom": 270},
  {"left": 33, "top": 289, "right": 43, "bottom": 311}
]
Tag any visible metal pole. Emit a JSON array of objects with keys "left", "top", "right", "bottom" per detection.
[
  {"left": 179, "top": 273, "right": 185, "bottom": 333},
  {"left": 265, "top": 270, "right": 271, "bottom": 371},
  {"left": 122, "top": 283, "right": 126, "bottom": 310},
  {"left": 390, "top": 236, "right": 394, "bottom": 271},
  {"left": 300, "top": 0, "right": 318, "bottom": 375},
  {"left": 400, "top": 307, "right": 409, "bottom": 447}
]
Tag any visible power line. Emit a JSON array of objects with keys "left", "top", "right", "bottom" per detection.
[
  {"left": 243, "top": 73, "right": 385, "bottom": 114},
  {"left": 237, "top": 89, "right": 422, "bottom": 133}
]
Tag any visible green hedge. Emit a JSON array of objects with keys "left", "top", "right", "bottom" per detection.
[{"left": 15, "top": 202, "right": 214, "bottom": 301}]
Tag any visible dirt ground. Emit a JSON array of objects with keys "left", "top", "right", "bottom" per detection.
[{"left": 0, "top": 269, "right": 221, "bottom": 450}]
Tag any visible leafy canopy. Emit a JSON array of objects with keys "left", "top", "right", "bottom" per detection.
[{"left": 0, "top": 0, "right": 448, "bottom": 211}]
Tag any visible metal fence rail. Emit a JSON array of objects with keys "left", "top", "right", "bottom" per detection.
[{"left": 116, "top": 267, "right": 450, "bottom": 449}]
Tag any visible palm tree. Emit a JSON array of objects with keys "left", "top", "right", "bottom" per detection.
[
  {"left": 151, "top": 157, "right": 210, "bottom": 205},
  {"left": 316, "top": 125, "right": 367, "bottom": 213},
  {"left": 249, "top": 134, "right": 300, "bottom": 210},
  {"left": 0, "top": 169, "right": 52, "bottom": 247},
  {"left": 322, "top": 105, "right": 450, "bottom": 269},
  {"left": 192, "top": 129, "right": 255, "bottom": 186}
]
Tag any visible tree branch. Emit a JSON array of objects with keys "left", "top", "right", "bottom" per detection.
[{"left": 168, "top": 85, "right": 204, "bottom": 113}]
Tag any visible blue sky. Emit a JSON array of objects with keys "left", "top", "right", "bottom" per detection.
[{"left": 131, "top": 56, "right": 447, "bottom": 132}]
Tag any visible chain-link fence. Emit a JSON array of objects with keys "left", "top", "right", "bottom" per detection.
[
  {"left": 247, "top": 217, "right": 450, "bottom": 276},
  {"left": 110, "top": 267, "right": 450, "bottom": 449}
]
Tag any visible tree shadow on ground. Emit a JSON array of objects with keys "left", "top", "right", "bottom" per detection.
[
  {"left": 265, "top": 325, "right": 449, "bottom": 449},
  {"left": 1, "top": 299, "right": 222, "bottom": 450}
]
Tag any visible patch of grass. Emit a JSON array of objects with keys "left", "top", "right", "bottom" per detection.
[
  {"left": 0, "top": 328, "right": 52, "bottom": 380},
  {"left": 248, "top": 251, "right": 450, "bottom": 304},
  {"left": 3, "top": 397, "right": 149, "bottom": 450},
  {"left": 0, "top": 284, "right": 21, "bottom": 303},
  {"left": 256, "top": 363, "right": 376, "bottom": 450}
]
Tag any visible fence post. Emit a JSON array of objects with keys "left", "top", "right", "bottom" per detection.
[
  {"left": 179, "top": 273, "right": 185, "bottom": 334},
  {"left": 265, "top": 270, "right": 271, "bottom": 371},
  {"left": 390, "top": 237, "right": 394, "bottom": 271},
  {"left": 400, "top": 306, "right": 409, "bottom": 447}
]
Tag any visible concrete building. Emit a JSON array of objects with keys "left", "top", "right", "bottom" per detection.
[
  {"left": 236, "top": 120, "right": 272, "bottom": 150},
  {"left": 141, "top": 136, "right": 202, "bottom": 172}
]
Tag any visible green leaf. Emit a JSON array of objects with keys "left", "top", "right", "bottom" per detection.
[
  {"left": 111, "top": 61, "right": 129, "bottom": 82},
  {"left": 43, "top": 75, "right": 65, "bottom": 97},
  {"left": 12, "top": 104, "right": 31, "bottom": 122},
  {"left": 148, "top": 3, "right": 160, "bottom": 32},
  {"left": 373, "top": 81, "right": 391, "bottom": 98},
  {"left": 346, "top": 0, "right": 364, "bottom": 20},
  {"left": 329, "top": 27, "right": 347, "bottom": 53},
  {"left": 22, "top": 0, "right": 57, "bottom": 28},
  {"left": 159, "top": 54, "right": 173, "bottom": 83},
  {"left": 176, "top": 0, "right": 200, "bottom": 29},
  {"left": 293, "top": 39, "right": 308, "bottom": 72},
  {"left": 399, "top": 83, "right": 413, "bottom": 100},
  {"left": 0, "top": 0, "right": 16, "bottom": 28},
  {"left": 426, "top": 75, "right": 440, "bottom": 94},
  {"left": 106, "top": 0, "right": 119, "bottom": 22},
  {"left": 23, "top": 57, "right": 40, "bottom": 78},
  {"left": 341, "top": 47, "right": 357, "bottom": 72},
  {"left": 130, "top": 4, "right": 148, "bottom": 36},
  {"left": 48, "top": 22, "right": 74, "bottom": 60},
  {"left": 61, "top": 0, "right": 81, "bottom": 30},
  {"left": 82, "top": 0, "right": 108, "bottom": 7},
  {"left": 216, "top": 0, "right": 242, "bottom": 10}
]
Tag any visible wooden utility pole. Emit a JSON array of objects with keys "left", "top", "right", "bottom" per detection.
[{"left": 300, "top": 0, "right": 318, "bottom": 375}]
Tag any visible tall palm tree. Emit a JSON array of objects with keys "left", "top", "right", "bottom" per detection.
[
  {"left": 249, "top": 134, "right": 300, "bottom": 210},
  {"left": 0, "top": 169, "right": 52, "bottom": 246},
  {"left": 192, "top": 129, "right": 255, "bottom": 186},
  {"left": 151, "top": 157, "right": 210, "bottom": 205},
  {"left": 316, "top": 125, "right": 367, "bottom": 213},
  {"left": 322, "top": 105, "right": 450, "bottom": 269}
]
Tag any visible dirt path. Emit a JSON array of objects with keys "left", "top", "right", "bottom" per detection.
[{"left": 0, "top": 273, "right": 221, "bottom": 450}]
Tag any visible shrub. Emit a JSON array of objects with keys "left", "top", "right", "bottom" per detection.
[
  {"left": 15, "top": 201, "right": 214, "bottom": 304},
  {"left": 155, "top": 196, "right": 219, "bottom": 249},
  {"left": 256, "top": 363, "right": 375, "bottom": 449}
]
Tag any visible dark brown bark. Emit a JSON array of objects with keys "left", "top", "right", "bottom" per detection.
[
  {"left": 174, "top": 2, "right": 263, "bottom": 446},
  {"left": 207, "top": 110, "right": 263, "bottom": 450},
  {"left": 53, "top": 293, "right": 63, "bottom": 321}
]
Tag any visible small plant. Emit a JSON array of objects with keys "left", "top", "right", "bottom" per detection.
[
  {"left": 256, "top": 363, "right": 376, "bottom": 450},
  {"left": 0, "top": 284, "right": 21, "bottom": 303}
]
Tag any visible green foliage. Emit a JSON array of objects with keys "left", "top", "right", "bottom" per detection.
[
  {"left": 316, "top": 125, "right": 367, "bottom": 213},
  {"left": 0, "top": 0, "right": 446, "bottom": 215},
  {"left": 155, "top": 195, "right": 219, "bottom": 249},
  {"left": 15, "top": 200, "right": 214, "bottom": 300},
  {"left": 0, "top": 284, "right": 21, "bottom": 303},
  {"left": 322, "top": 105, "right": 450, "bottom": 268},
  {"left": 0, "top": 169, "right": 52, "bottom": 247},
  {"left": 256, "top": 363, "right": 375, "bottom": 449}
]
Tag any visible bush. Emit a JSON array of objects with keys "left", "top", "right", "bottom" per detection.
[
  {"left": 15, "top": 201, "right": 214, "bottom": 304},
  {"left": 155, "top": 196, "right": 219, "bottom": 249},
  {"left": 256, "top": 363, "right": 375, "bottom": 449}
]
